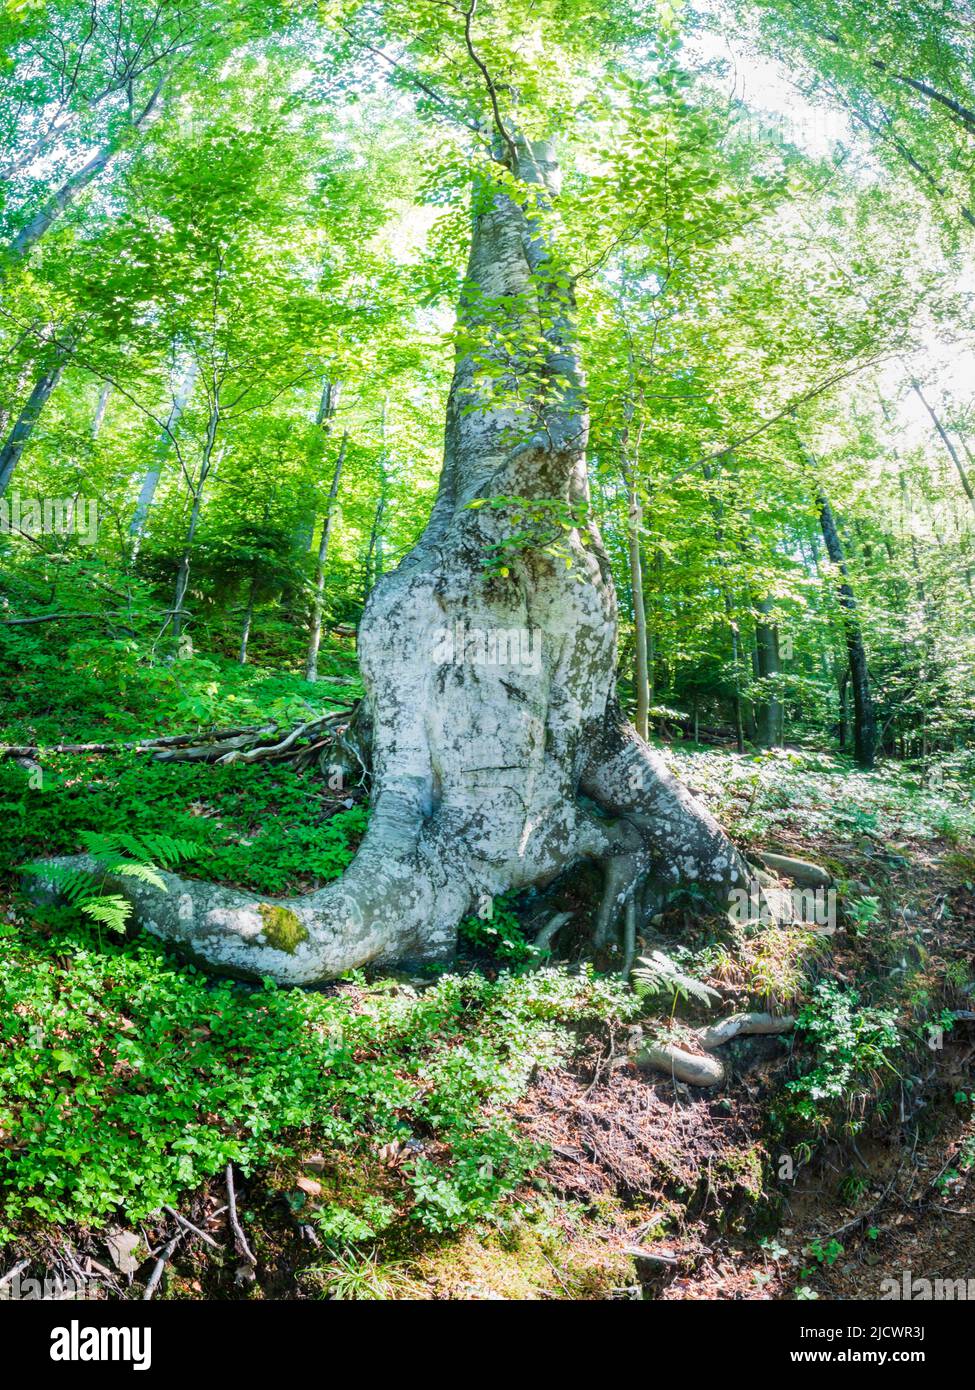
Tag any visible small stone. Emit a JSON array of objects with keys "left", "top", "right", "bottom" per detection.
[{"left": 105, "top": 1228, "right": 142, "bottom": 1276}]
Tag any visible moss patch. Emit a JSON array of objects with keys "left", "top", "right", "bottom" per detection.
[{"left": 258, "top": 902, "right": 308, "bottom": 954}]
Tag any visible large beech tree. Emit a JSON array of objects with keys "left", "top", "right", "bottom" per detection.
[
  {"left": 44, "top": 122, "right": 753, "bottom": 982},
  {"left": 21, "top": 0, "right": 975, "bottom": 978}
]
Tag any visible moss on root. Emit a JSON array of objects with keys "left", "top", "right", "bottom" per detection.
[{"left": 258, "top": 903, "right": 308, "bottom": 954}]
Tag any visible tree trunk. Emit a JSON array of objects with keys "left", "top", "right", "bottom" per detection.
[
  {"left": 295, "top": 377, "right": 337, "bottom": 554},
  {"left": 363, "top": 407, "right": 389, "bottom": 602},
  {"left": 130, "top": 359, "right": 198, "bottom": 555},
  {"left": 626, "top": 474, "right": 650, "bottom": 741},
  {"left": 752, "top": 598, "right": 783, "bottom": 747},
  {"left": 238, "top": 554, "right": 263, "bottom": 665},
  {"left": 363, "top": 492, "right": 386, "bottom": 602},
  {"left": 0, "top": 347, "right": 68, "bottom": 498},
  {"left": 41, "top": 139, "right": 752, "bottom": 983},
  {"left": 912, "top": 381, "right": 975, "bottom": 514},
  {"left": 170, "top": 402, "right": 219, "bottom": 646},
  {"left": 305, "top": 430, "right": 348, "bottom": 682},
  {"left": 91, "top": 382, "right": 111, "bottom": 440},
  {"left": 6, "top": 77, "right": 168, "bottom": 262},
  {"left": 818, "top": 490, "right": 878, "bottom": 768},
  {"left": 837, "top": 669, "right": 850, "bottom": 752}
]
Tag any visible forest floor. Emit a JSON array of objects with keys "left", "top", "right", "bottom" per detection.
[{"left": 1, "top": 635, "right": 973, "bottom": 1300}]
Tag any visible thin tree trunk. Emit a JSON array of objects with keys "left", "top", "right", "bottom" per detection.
[
  {"left": 7, "top": 77, "right": 168, "bottom": 261},
  {"left": 296, "top": 377, "right": 338, "bottom": 554},
  {"left": 91, "top": 382, "right": 111, "bottom": 439},
  {"left": 130, "top": 358, "right": 198, "bottom": 556},
  {"left": 724, "top": 597, "right": 746, "bottom": 755},
  {"left": 752, "top": 597, "right": 783, "bottom": 747},
  {"left": 625, "top": 474, "right": 650, "bottom": 741},
  {"left": 170, "top": 402, "right": 219, "bottom": 647},
  {"left": 836, "top": 90, "right": 975, "bottom": 230},
  {"left": 305, "top": 430, "right": 348, "bottom": 682},
  {"left": 239, "top": 571, "right": 259, "bottom": 665},
  {"left": 363, "top": 492, "right": 386, "bottom": 602},
  {"left": 912, "top": 381, "right": 975, "bottom": 513},
  {"left": 818, "top": 490, "right": 878, "bottom": 768},
  {"left": 0, "top": 348, "right": 69, "bottom": 497},
  {"left": 838, "top": 669, "right": 850, "bottom": 752}
]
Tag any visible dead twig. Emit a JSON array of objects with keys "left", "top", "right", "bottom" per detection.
[
  {"left": 0, "top": 1259, "right": 28, "bottom": 1288},
  {"left": 161, "top": 1204, "right": 222, "bottom": 1250},
  {"left": 225, "top": 1164, "right": 257, "bottom": 1266},
  {"left": 142, "top": 1232, "right": 182, "bottom": 1301}
]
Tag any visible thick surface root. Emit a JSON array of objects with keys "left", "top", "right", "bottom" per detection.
[{"left": 632, "top": 1012, "right": 796, "bottom": 1088}]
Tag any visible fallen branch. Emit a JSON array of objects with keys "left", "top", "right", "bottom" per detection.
[
  {"left": 0, "top": 1259, "right": 28, "bottom": 1288},
  {"left": 161, "top": 1204, "right": 222, "bottom": 1250},
  {"left": 622, "top": 1246, "right": 678, "bottom": 1266},
  {"left": 142, "top": 1232, "right": 182, "bottom": 1301},
  {"left": 2, "top": 611, "right": 107, "bottom": 625},
  {"left": 156, "top": 707, "right": 359, "bottom": 767},
  {"left": 225, "top": 1164, "right": 257, "bottom": 1267},
  {"left": 0, "top": 726, "right": 275, "bottom": 760},
  {"left": 0, "top": 707, "right": 358, "bottom": 766}
]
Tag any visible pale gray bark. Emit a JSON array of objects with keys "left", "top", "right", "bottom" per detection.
[
  {"left": 169, "top": 400, "right": 218, "bottom": 645},
  {"left": 305, "top": 430, "right": 348, "bottom": 682},
  {"left": 295, "top": 377, "right": 338, "bottom": 554},
  {"left": 0, "top": 348, "right": 68, "bottom": 498},
  {"left": 130, "top": 358, "right": 197, "bottom": 555},
  {"left": 913, "top": 381, "right": 975, "bottom": 514},
  {"left": 7, "top": 75, "right": 168, "bottom": 261},
  {"left": 91, "top": 382, "right": 111, "bottom": 439},
  {"left": 35, "top": 138, "right": 750, "bottom": 983},
  {"left": 627, "top": 484, "right": 650, "bottom": 742},
  {"left": 752, "top": 597, "right": 783, "bottom": 747},
  {"left": 238, "top": 572, "right": 258, "bottom": 665}
]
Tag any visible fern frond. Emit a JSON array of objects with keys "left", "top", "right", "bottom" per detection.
[
  {"left": 22, "top": 863, "right": 99, "bottom": 903},
  {"left": 632, "top": 951, "right": 721, "bottom": 1007},
  {"left": 137, "top": 833, "right": 199, "bottom": 867},
  {"left": 115, "top": 863, "right": 167, "bottom": 891},
  {"left": 76, "top": 830, "right": 197, "bottom": 869},
  {"left": 80, "top": 894, "right": 132, "bottom": 933}
]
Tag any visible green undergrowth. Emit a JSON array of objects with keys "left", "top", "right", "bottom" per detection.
[
  {"left": 0, "top": 915, "right": 636, "bottom": 1239},
  {"left": 0, "top": 755, "right": 367, "bottom": 895},
  {"left": 2, "top": 639, "right": 974, "bottom": 1289},
  {"left": 0, "top": 621, "right": 361, "bottom": 746},
  {"left": 660, "top": 743, "right": 975, "bottom": 848}
]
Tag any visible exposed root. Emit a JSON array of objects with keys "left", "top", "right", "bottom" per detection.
[
  {"left": 634, "top": 1042, "right": 726, "bottom": 1088},
  {"left": 632, "top": 1012, "right": 796, "bottom": 1088},
  {"left": 697, "top": 1011, "right": 797, "bottom": 1050},
  {"left": 26, "top": 788, "right": 469, "bottom": 983},
  {"left": 756, "top": 852, "right": 832, "bottom": 888},
  {"left": 534, "top": 911, "right": 574, "bottom": 951}
]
